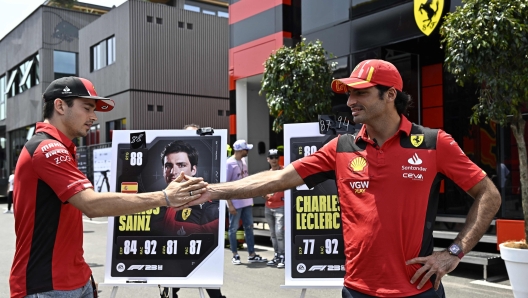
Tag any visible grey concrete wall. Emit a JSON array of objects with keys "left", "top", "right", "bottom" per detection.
[
  {"left": 246, "top": 77, "right": 269, "bottom": 176},
  {"left": 1, "top": 6, "right": 101, "bottom": 131},
  {"left": 129, "top": 91, "right": 228, "bottom": 130},
  {"left": 78, "top": 2, "right": 131, "bottom": 99}
]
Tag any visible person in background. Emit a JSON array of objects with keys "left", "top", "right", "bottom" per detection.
[
  {"left": 226, "top": 140, "right": 267, "bottom": 265},
  {"left": 10, "top": 77, "right": 206, "bottom": 298},
  {"left": 180, "top": 60, "right": 501, "bottom": 298},
  {"left": 263, "top": 149, "right": 285, "bottom": 268},
  {"left": 4, "top": 169, "right": 14, "bottom": 214}
]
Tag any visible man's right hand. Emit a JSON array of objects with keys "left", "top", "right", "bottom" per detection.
[
  {"left": 228, "top": 204, "right": 237, "bottom": 215},
  {"left": 164, "top": 172, "right": 208, "bottom": 207}
]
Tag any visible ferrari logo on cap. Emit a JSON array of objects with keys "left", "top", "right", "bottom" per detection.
[
  {"left": 410, "top": 134, "right": 424, "bottom": 147},
  {"left": 414, "top": 0, "right": 444, "bottom": 36},
  {"left": 182, "top": 208, "right": 192, "bottom": 220}
]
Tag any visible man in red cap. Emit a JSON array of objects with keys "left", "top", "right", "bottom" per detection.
[
  {"left": 182, "top": 60, "right": 501, "bottom": 297},
  {"left": 10, "top": 77, "right": 207, "bottom": 298}
]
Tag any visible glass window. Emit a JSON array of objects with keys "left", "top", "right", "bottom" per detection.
[
  {"left": 84, "top": 124, "right": 100, "bottom": 145},
  {"left": 302, "top": 0, "right": 350, "bottom": 34},
  {"left": 184, "top": 4, "right": 200, "bottom": 12},
  {"left": 203, "top": 10, "right": 216, "bottom": 15},
  {"left": 351, "top": 0, "right": 410, "bottom": 19},
  {"left": 91, "top": 36, "right": 115, "bottom": 72},
  {"left": 4, "top": 53, "right": 39, "bottom": 98},
  {"left": 10, "top": 125, "right": 35, "bottom": 168},
  {"left": 54, "top": 51, "right": 77, "bottom": 80},
  {"left": 5, "top": 69, "right": 18, "bottom": 98},
  {"left": 106, "top": 118, "right": 126, "bottom": 142},
  {"left": 0, "top": 75, "right": 5, "bottom": 120},
  {"left": 107, "top": 37, "right": 116, "bottom": 66},
  {"left": 218, "top": 11, "right": 229, "bottom": 18}
]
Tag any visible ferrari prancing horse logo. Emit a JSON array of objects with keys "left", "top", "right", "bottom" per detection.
[
  {"left": 411, "top": 134, "right": 424, "bottom": 147},
  {"left": 414, "top": 0, "right": 444, "bottom": 36}
]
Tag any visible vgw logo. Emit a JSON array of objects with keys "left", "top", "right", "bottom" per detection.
[
  {"left": 414, "top": 0, "right": 444, "bottom": 36},
  {"left": 349, "top": 181, "right": 369, "bottom": 194}
]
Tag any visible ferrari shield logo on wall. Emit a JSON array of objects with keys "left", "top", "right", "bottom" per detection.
[
  {"left": 410, "top": 134, "right": 424, "bottom": 147},
  {"left": 414, "top": 0, "right": 444, "bottom": 36}
]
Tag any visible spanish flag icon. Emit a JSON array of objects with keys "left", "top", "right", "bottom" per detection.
[{"left": 121, "top": 182, "right": 138, "bottom": 193}]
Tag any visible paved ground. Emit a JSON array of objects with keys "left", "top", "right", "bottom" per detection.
[{"left": 0, "top": 204, "right": 515, "bottom": 298}]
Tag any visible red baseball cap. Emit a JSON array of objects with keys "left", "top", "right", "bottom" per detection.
[
  {"left": 42, "top": 76, "right": 115, "bottom": 112},
  {"left": 331, "top": 59, "right": 403, "bottom": 93}
]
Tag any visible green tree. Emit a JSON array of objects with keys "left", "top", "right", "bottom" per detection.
[
  {"left": 260, "top": 38, "right": 336, "bottom": 133},
  {"left": 46, "top": 0, "right": 77, "bottom": 8},
  {"left": 441, "top": 0, "right": 528, "bottom": 239}
]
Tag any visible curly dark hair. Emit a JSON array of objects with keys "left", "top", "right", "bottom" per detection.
[
  {"left": 375, "top": 85, "right": 412, "bottom": 116},
  {"left": 160, "top": 140, "right": 199, "bottom": 168}
]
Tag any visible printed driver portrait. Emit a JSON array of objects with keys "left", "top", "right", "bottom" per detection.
[{"left": 155, "top": 140, "right": 220, "bottom": 235}]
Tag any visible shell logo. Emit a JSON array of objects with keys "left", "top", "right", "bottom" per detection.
[{"left": 350, "top": 156, "right": 367, "bottom": 172}]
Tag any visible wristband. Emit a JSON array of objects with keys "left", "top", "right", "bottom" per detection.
[{"left": 162, "top": 190, "right": 170, "bottom": 207}]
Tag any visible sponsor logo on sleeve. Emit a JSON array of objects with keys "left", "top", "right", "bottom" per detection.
[
  {"left": 349, "top": 180, "right": 369, "bottom": 194},
  {"left": 349, "top": 156, "right": 367, "bottom": 173}
]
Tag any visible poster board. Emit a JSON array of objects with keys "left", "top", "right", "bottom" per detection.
[
  {"left": 93, "top": 147, "right": 112, "bottom": 192},
  {"left": 103, "top": 129, "right": 226, "bottom": 287},
  {"left": 284, "top": 123, "right": 345, "bottom": 287}
]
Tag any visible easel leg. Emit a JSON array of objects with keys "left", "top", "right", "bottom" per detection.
[
  {"left": 198, "top": 287, "right": 206, "bottom": 298},
  {"left": 300, "top": 288, "right": 306, "bottom": 298},
  {"left": 110, "top": 286, "right": 119, "bottom": 298}
]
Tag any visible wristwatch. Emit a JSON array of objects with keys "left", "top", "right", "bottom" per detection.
[{"left": 447, "top": 243, "right": 465, "bottom": 259}]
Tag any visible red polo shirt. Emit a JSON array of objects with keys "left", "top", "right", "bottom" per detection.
[
  {"left": 292, "top": 116, "right": 485, "bottom": 297},
  {"left": 10, "top": 123, "right": 93, "bottom": 298}
]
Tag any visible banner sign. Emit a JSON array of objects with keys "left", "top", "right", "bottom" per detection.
[
  {"left": 284, "top": 123, "right": 345, "bottom": 287},
  {"left": 104, "top": 130, "right": 227, "bottom": 287},
  {"left": 93, "top": 147, "right": 112, "bottom": 192}
]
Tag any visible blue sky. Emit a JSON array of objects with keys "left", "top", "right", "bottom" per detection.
[{"left": 0, "top": 0, "right": 128, "bottom": 40}]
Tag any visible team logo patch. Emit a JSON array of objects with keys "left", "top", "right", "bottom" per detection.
[
  {"left": 349, "top": 156, "right": 367, "bottom": 173},
  {"left": 410, "top": 134, "right": 424, "bottom": 147},
  {"left": 182, "top": 208, "right": 192, "bottom": 220},
  {"left": 414, "top": 0, "right": 445, "bottom": 36}
]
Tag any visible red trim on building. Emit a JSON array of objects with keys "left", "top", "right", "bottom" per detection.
[
  {"left": 229, "top": 0, "right": 286, "bottom": 24},
  {"left": 421, "top": 64, "right": 444, "bottom": 129},
  {"left": 229, "top": 31, "right": 287, "bottom": 80}
]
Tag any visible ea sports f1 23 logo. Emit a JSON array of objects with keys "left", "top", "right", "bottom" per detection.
[{"left": 414, "top": 0, "right": 444, "bottom": 36}]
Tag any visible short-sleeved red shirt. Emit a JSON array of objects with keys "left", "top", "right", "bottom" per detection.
[
  {"left": 292, "top": 116, "right": 485, "bottom": 297},
  {"left": 10, "top": 123, "right": 93, "bottom": 298},
  {"left": 265, "top": 166, "right": 285, "bottom": 209}
]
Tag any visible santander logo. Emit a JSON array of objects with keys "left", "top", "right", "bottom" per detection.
[{"left": 408, "top": 153, "right": 422, "bottom": 165}]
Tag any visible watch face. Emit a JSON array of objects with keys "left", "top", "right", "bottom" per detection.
[{"left": 449, "top": 244, "right": 461, "bottom": 255}]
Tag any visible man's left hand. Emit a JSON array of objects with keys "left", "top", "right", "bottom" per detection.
[{"left": 406, "top": 250, "right": 460, "bottom": 290}]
